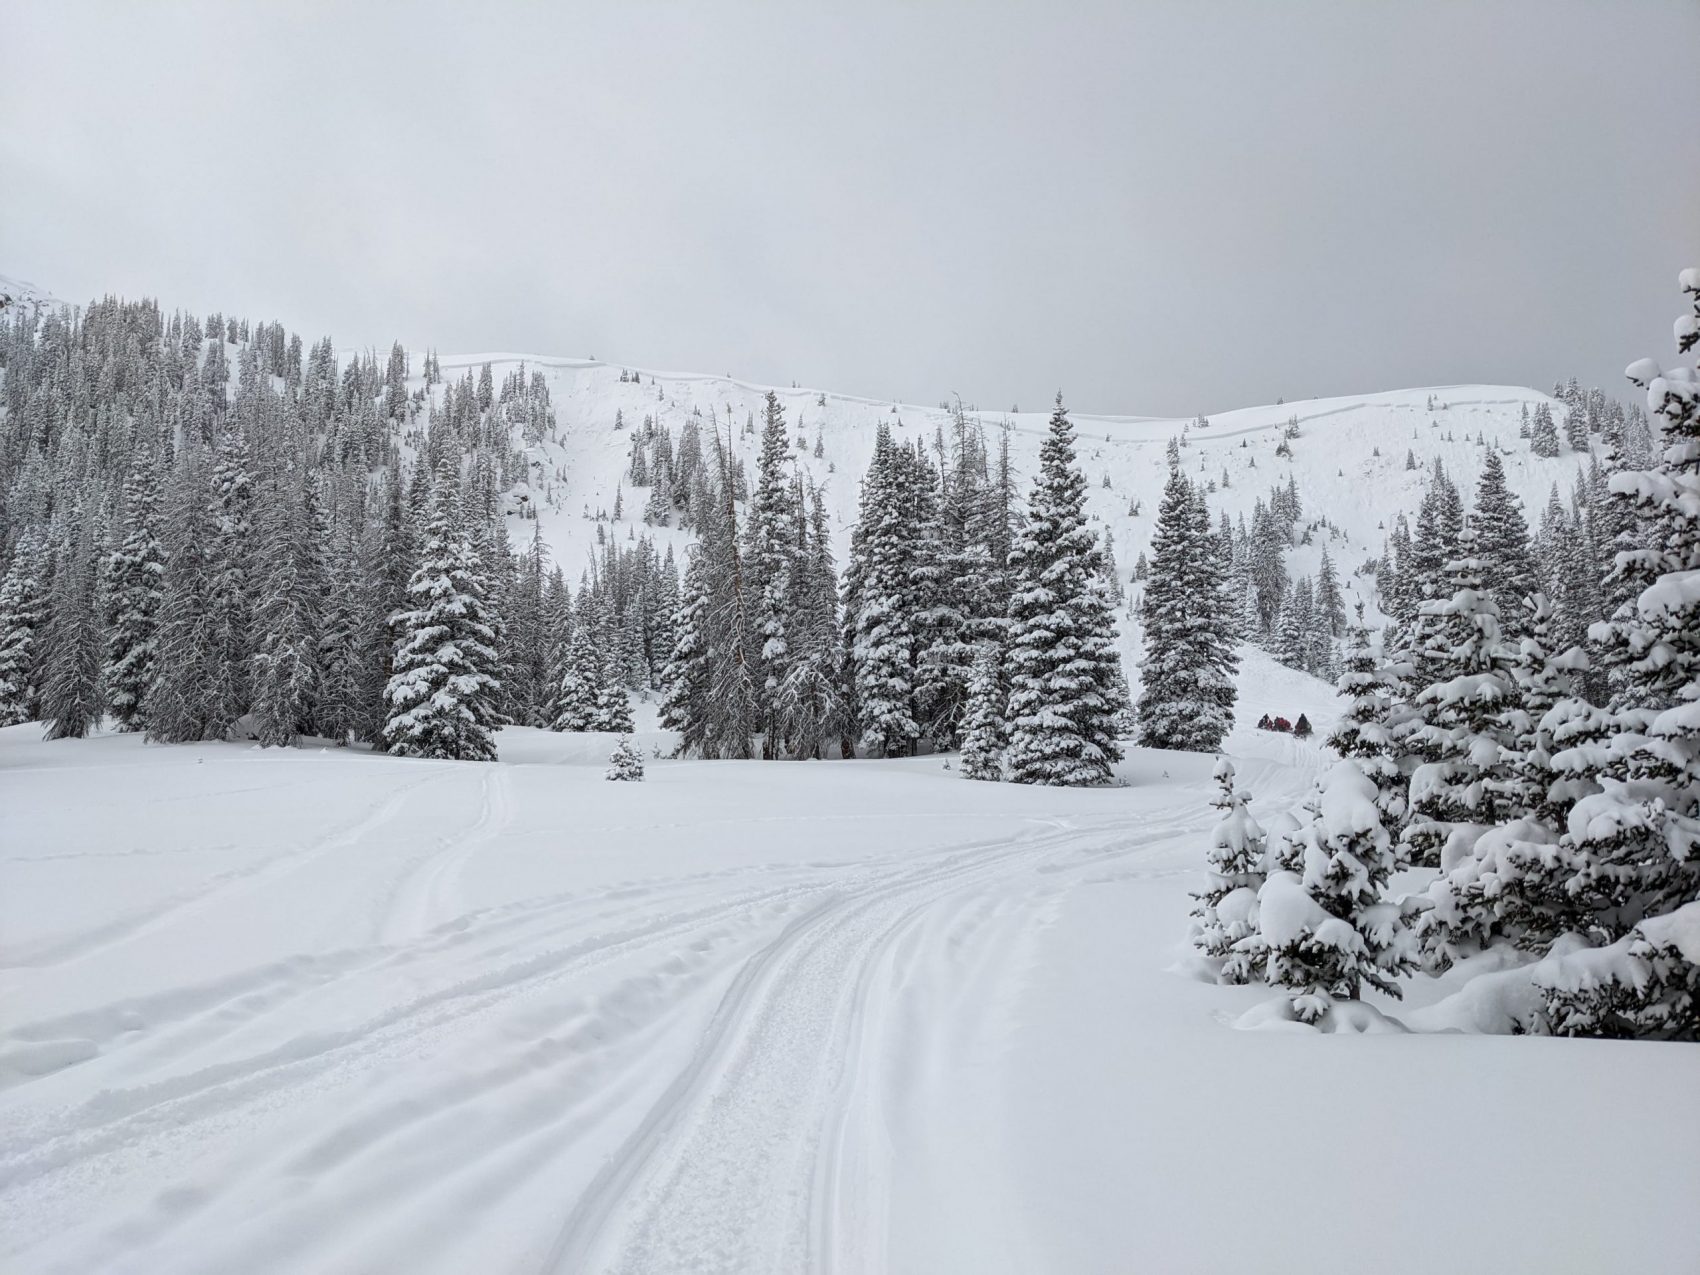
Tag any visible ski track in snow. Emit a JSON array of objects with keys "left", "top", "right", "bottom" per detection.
[
  {"left": 544, "top": 810, "right": 1195, "bottom": 1275},
  {"left": 0, "top": 773, "right": 441, "bottom": 971},
  {"left": 0, "top": 751, "right": 1205, "bottom": 1275}
]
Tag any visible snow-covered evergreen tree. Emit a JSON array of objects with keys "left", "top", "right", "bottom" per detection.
[
  {"left": 39, "top": 507, "right": 104, "bottom": 739},
  {"left": 1521, "top": 269, "right": 1700, "bottom": 1023},
  {"left": 148, "top": 442, "right": 225, "bottom": 743},
  {"left": 103, "top": 445, "right": 164, "bottom": 731},
  {"left": 778, "top": 489, "right": 846, "bottom": 758},
  {"left": 958, "top": 642, "right": 1007, "bottom": 781},
  {"left": 0, "top": 528, "right": 50, "bottom": 726},
  {"left": 1529, "top": 403, "right": 1561, "bottom": 458},
  {"left": 1191, "top": 758, "right": 1268, "bottom": 983},
  {"left": 250, "top": 463, "right": 325, "bottom": 747},
  {"left": 1138, "top": 466, "right": 1237, "bottom": 752},
  {"left": 1314, "top": 545, "right": 1345, "bottom": 637},
  {"left": 605, "top": 734, "right": 645, "bottom": 781},
  {"left": 553, "top": 624, "right": 605, "bottom": 732},
  {"left": 1399, "top": 529, "right": 1518, "bottom": 876},
  {"left": 383, "top": 460, "right": 504, "bottom": 761},
  {"left": 1005, "top": 397, "right": 1124, "bottom": 785},
  {"left": 744, "top": 391, "right": 800, "bottom": 757},
  {"left": 1471, "top": 450, "right": 1538, "bottom": 634},
  {"left": 848, "top": 426, "right": 920, "bottom": 758},
  {"left": 1327, "top": 604, "right": 1405, "bottom": 822},
  {"left": 1241, "top": 761, "right": 1418, "bottom": 1023}
]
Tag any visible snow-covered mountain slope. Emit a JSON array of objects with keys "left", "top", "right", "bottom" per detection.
[
  {"left": 431, "top": 349, "right": 1591, "bottom": 637},
  {"left": 0, "top": 275, "right": 64, "bottom": 318}
]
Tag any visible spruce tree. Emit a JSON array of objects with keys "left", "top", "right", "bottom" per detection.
[
  {"left": 250, "top": 464, "right": 325, "bottom": 746},
  {"left": 383, "top": 460, "right": 503, "bottom": 761},
  {"left": 1138, "top": 466, "right": 1238, "bottom": 752},
  {"left": 103, "top": 446, "right": 165, "bottom": 731},
  {"left": 605, "top": 735, "right": 645, "bottom": 781},
  {"left": 778, "top": 489, "right": 846, "bottom": 758},
  {"left": 1243, "top": 760, "right": 1418, "bottom": 1023},
  {"left": 148, "top": 442, "right": 224, "bottom": 743},
  {"left": 1529, "top": 403, "right": 1561, "bottom": 458},
  {"left": 958, "top": 642, "right": 1007, "bottom": 781},
  {"left": 1471, "top": 451, "right": 1538, "bottom": 634},
  {"left": 205, "top": 423, "right": 255, "bottom": 736},
  {"left": 554, "top": 623, "right": 605, "bottom": 731},
  {"left": 0, "top": 529, "right": 51, "bottom": 726},
  {"left": 1191, "top": 758, "right": 1268, "bottom": 983},
  {"left": 1399, "top": 529, "right": 1518, "bottom": 877},
  {"left": 1327, "top": 605, "right": 1407, "bottom": 823},
  {"left": 849, "top": 426, "right": 920, "bottom": 757},
  {"left": 39, "top": 509, "right": 104, "bottom": 740},
  {"left": 1005, "top": 397, "right": 1124, "bottom": 785},
  {"left": 744, "top": 391, "right": 800, "bottom": 756},
  {"left": 660, "top": 552, "right": 715, "bottom": 753},
  {"left": 1314, "top": 546, "right": 1345, "bottom": 637}
]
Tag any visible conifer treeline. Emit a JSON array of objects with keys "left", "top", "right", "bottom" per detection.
[
  {"left": 0, "top": 301, "right": 1138, "bottom": 782},
  {"left": 0, "top": 297, "right": 677, "bottom": 757},
  {"left": 659, "top": 392, "right": 1132, "bottom": 783},
  {"left": 1192, "top": 272, "right": 1700, "bottom": 1040}
]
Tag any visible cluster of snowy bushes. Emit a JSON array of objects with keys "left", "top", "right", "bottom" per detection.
[{"left": 1193, "top": 271, "right": 1700, "bottom": 1042}]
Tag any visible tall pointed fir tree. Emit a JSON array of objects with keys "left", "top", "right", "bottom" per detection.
[
  {"left": 0, "top": 528, "right": 51, "bottom": 727},
  {"left": 1399, "top": 527, "right": 1519, "bottom": 880},
  {"left": 1471, "top": 450, "right": 1538, "bottom": 636},
  {"left": 958, "top": 642, "right": 1007, "bottom": 781},
  {"left": 848, "top": 425, "right": 920, "bottom": 757},
  {"left": 1004, "top": 396, "right": 1125, "bottom": 785},
  {"left": 744, "top": 391, "right": 801, "bottom": 757},
  {"left": 778, "top": 488, "right": 846, "bottom": 758},
  {"left": 1327, "top": 604, "right": 1408, "bottom": 824},
  {"left": 660, "top": 549, "right": 716, "bottom": 752},
  {"left": 148, "top": 440, "right": 224, "bottom": 742},
  {"left": 1529, "top": 403, "right": 1561, "bottom": 458},
  {"left": 383, "top": 459, "right": 504, "bottom": 761},
  {"left": 103, "top": 444, "right": 165, "bottom": 731},
  {"left": 659, "top": 459, "right": 754, "bottom": 758},
  {"left": 205, "top": 422, "right": 255, "bottom": 736},
  {"left": 250, "top": 462, "right": 327, "bottom": 747},
  {"left": 1138, "top": 465, "right": 1238, "bottom": 752},
  {"left": 39, "top": 505, "right": 104, "bottom": 739}
]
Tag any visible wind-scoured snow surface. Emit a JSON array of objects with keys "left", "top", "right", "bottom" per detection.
[{"left": 4, "top": 661, "right": 1697, "bottom": 1274}]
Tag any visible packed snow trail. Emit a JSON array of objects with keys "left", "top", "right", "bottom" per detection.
[
  {"left": 542, "top": 816, "right": 1194, "bottom": 1274},
  {"left": 0, "top": 722, "right": 1213, "bottom": 1275},
  {"left": 3, "top": 713, "right": 1695, "bottom": 1274}
]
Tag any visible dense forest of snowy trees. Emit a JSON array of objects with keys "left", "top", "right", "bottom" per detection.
[
  {"left": 0, "top": 299, "right": 679, "bottom": 760},
  {"left": 1192, "top": 270, "right": 1700, "bottom": 1042},
  {"left": 0, "top": 302, "right": 1131, "bottom": 783},
  {"left": 658, "top": 392, "right": 1130, "bottom": 782}
]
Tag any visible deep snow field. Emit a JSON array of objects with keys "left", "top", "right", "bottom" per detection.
[{"left": 3, "top": 649, "right": 1696, "bottom": 1275}]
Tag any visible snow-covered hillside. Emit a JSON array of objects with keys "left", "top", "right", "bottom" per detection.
[
  {"left": 432, "top": 351, "right": 1584, "bottom": 628},
  {"left": 0, "top": 275, "right": 64, "bottom": 319}
]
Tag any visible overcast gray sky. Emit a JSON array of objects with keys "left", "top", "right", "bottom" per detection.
[{"left": 3, "top": 2, "right": 1697, "bottom": 416}]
